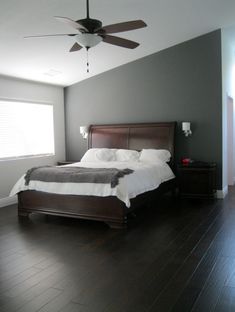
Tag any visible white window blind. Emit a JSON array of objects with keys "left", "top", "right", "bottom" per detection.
[{"left": 0, "top": 100, "right": 55, "bottom": 159}]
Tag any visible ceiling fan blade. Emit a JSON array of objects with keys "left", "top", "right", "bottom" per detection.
[
  {"left": 98, "top": 20, "right": 147, "bottom": 34},
  {"left": 24, "top": 34, "right": 76, "bottom": 39},
  {"left": 54, "top": 16, "right": 88, "bottom": 32},
  {"left": 69, "top": 42, "right": 83, "bottom": 52},
  {"left": 102, "top": 35, "right": 139, "bottom": 49}
]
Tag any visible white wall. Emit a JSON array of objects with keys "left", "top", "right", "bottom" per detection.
[
  {"left": 0, "top": 75, "right": 65, "bottom": 205},
  {"left": 221, "top": 27, "right": 235, "bottom": 194},
  {"left": 227, "top": 96, "right": 234, "bottom": 185}
]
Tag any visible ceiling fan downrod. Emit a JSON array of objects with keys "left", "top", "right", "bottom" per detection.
[{"left": 86, "top": 0, "right": 90, "bottom": 19}]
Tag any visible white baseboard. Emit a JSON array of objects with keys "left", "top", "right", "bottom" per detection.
[
  {"left": 0, "top": 195, "right": 17, "bottom": 208},
  {"left": 217, "top": 186, "right": 228, "bottom": 199}
]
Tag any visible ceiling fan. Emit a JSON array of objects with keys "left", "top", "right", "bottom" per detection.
[{"left": 25, "top": 0, "right": 147, "bottom": 71}]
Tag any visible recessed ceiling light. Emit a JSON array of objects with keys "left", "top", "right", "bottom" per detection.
[{"left": 44, "top": 69, "right": 62, "bottom": 77}]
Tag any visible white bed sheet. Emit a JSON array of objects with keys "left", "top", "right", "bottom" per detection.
[{"left": 10, "top": 161, "right": 175, "bottom": 207}]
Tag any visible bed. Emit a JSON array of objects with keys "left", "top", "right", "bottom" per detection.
[{"left": 16, "top": 122, "right": 177, "bottom": 229}]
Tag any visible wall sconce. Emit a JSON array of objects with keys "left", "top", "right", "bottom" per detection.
[
  {"left": 80, "top": 126, "right": 89, "bottom": 139},
  {"left": 182, "top": 122, "right": 192, "bottom": 137}
]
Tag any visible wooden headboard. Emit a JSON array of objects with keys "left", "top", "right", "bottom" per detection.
[{"left": 88, "top": 122, "right": 176, "bottom": 161}]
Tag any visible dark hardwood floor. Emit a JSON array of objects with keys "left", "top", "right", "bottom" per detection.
[{"left": 1, "top": 188, "right": 235, "bottom": 311}]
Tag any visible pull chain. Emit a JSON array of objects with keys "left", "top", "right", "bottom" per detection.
[{"left": 86, "top": 47, "right": 89, "bottom": 73}]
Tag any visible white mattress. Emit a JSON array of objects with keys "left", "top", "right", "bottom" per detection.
[{"left": 10, "top": 161, "right": 175, "bottom": 207}]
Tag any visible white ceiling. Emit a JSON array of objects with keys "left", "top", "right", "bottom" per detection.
[{"left": 1, "top": 0, "right": 235, "bottom": 87}]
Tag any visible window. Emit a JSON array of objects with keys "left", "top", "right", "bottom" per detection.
[{"left": 0, "top": 100, "right": 55, "bottom": 160}]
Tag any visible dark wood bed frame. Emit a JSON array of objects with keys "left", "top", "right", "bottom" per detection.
[{"left": 18, "top": 122, "right": 177, "bottom": 229}]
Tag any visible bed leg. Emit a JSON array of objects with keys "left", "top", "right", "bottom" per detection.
[
  {"left": 106, "top": 220, "right": 127, "bottom": 229},
  {"left": 18, "top": 210, "right": 30, "bottom": 218}
]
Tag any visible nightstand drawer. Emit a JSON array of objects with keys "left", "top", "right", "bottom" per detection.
[{"left": 177, "top": 163, "right": 216, "bottom": 199}]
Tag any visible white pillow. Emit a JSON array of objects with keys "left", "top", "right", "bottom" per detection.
[
  {"left": 80, "top": 148, "right": 116, "bottom": 162},
  {"left": 115, "top": 149, "right": 140, "bottom": 162},
  {"left": 140, "top": 149, "right": 171, "bottom": 163}
]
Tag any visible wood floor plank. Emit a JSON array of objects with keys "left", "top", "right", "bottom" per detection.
[
  {"left": 37, "top": 287, "right": 79, "bottom": 312},
  {"left": 148, "top": 205, "right": 227, "bottom": 311},
  {"left": 214, "top": 286, "right": 235, "bottom": 312},
  {"left": 191, "top": 257, "right": 235, "bottom": 311},
  {"left": 58, "top": 302, "right": 89, "bottom": 312},
  {"left": 15, "top": 287, "right": 61, "bottom": 312},
  {"left": 108, "top": 200, "right": 224, "bottom": 312},
  {"left": 1, "top": 192, "right": 235, "bottom": 311}
]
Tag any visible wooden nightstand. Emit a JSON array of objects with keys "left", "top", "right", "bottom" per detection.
[
  {"left": 57, "top": 161, "right": 78, "bottom": 166},
  {"left": 177, "top": 162, "right": 217, "bottom": 199}
]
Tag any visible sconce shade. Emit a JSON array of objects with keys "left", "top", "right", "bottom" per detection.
[
  {"left": 80, "top": 126, "right": 89, "bottom": 139},
  {"left": 182, "top": 122, "right": 190, "bottom": 131},
  {"left": 80, "top": 126, "right": 89, "bottom": 134},
  {"left": 182, "top": 122, "right": 192, "bottom": 137}
]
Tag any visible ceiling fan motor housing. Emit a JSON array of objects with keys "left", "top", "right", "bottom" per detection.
[{"left": 77, "top": 18, "right": 103, "bottom": 33}]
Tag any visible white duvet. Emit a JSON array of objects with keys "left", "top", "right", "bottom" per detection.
[{"left": 10, "top": 161, "right": 175, "bottom": 207}]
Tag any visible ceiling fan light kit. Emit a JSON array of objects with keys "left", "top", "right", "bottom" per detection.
[
  {"left": 25, "top": 0, "right": 147, "bottom": 72},
  {"left": 75, "top": 33, "right": 102, "bottom": 49}
]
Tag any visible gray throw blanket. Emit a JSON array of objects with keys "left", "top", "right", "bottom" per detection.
[{"left": 24, "top": 166, "right": 134, "bottom": 188}]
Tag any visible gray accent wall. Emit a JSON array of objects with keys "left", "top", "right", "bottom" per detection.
[{"left": 65, "top": 30, "right": 222, "bottom": 188}]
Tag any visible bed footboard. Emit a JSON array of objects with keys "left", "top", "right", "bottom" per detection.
[{"left": 18, "top": 191, "right": 128, "bottom": 229}]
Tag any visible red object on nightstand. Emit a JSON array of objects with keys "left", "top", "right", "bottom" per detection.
[{"left": 181, "top": 158, "right": 191, "bottom": 165}]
